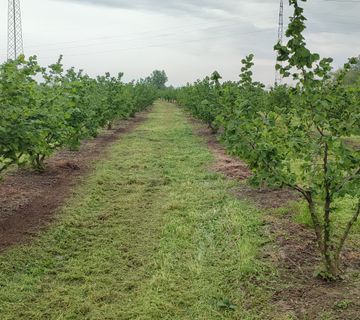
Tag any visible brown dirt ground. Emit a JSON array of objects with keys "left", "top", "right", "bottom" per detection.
[
  {"left": 345, "top": 138, "right": 360, "bottom": 152},
  {"left": 0, "top": 111, "right": 149, "bottom": 252},
  {"left": 188, "top": 114, "right": 360, "bottom": 320}
]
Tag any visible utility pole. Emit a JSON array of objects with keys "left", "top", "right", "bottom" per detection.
[
  {"left": 275, "top": 0, "right": 284, "bottom": 85},
  {"left": 7, "top": 0, "right": 24, "bottom": 60}
]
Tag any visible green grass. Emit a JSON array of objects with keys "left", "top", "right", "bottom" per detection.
[
  {"left": 291, "top": 195, "right": 360, "bottom": 250},
  {"left": 0, "top": 101, "right": 278, "bottom": 319}
]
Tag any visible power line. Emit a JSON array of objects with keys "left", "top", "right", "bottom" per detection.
[
  {"left": 24, "top": 18, "right": 271, "bottom": 50},
  {"left": 38, "top": 29, "right": 274, "bottom": 60},
  {"left": 25, "top": 23, "right": 267, "bottom": 54},
  {"left": 22, "top": 16, "right": 261, "bottom": 47}
]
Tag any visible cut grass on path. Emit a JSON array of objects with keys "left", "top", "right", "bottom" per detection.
[{"left": 0, "top": 101, "right": 278, "bottom": 319}]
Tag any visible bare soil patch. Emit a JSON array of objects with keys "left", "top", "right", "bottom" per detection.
[
  {"left": 188, "top": 119, "right": 251, "bottom": 180},
  {"left": 267, "top": 212, "right": 360, "bottom": 320},
  {"left": 345, "top": 138, "right": 360, "bottom": 151},
  {"left": 187, "top": 116, "right": 297, "bottom": 207},
  {"left": 188, "top": 113, "right": 360, "bottom": 320},
  {"left": 0, "top": 112, "right": 149, "bottom": 252}
]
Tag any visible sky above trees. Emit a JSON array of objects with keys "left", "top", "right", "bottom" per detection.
[{"left": 0, "top": 0, "right": 359, "bottom": 86}]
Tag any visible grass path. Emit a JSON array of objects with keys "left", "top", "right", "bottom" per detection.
[{"left": 0, "top": 102, "right": 277, "bottom": 319}]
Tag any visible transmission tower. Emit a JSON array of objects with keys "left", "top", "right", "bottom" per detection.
[
  {"left": 7, "top": 0, "right": 24, "bottom": 60},
  {"left": 275, "top": 0, "right": 284, "bottom": 85}
]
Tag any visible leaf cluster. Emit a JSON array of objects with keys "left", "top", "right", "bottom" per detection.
[{"left": 0, "top": 56, "right": 157, "bottom": 172}]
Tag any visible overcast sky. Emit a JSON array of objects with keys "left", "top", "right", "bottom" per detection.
[{"left": 0, "top": 0, "right": 359, "bottom": 86}]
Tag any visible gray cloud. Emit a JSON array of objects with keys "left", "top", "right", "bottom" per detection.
[
  {"left": 27, "top": 0, "right": 359, "bottom": 85},
  {"left": 58, "top": 0, "right": 360, "bottom": 34},
  {"left": 57, "top": 0, "right": 278, "bottom": 21},
  {"left": 58, "top": 0, "right": 269, "bottom": 14}
]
